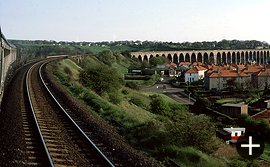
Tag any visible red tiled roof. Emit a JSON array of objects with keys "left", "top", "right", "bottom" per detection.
[
  {"left": 207, "top": 69, "right": 213, "bottom": 74},
  {"left": 257, "top": 69, "right": 270, "bottom": 77},
  {"left": 167, "top": 62, "right": 177, "bottom": 68},
  {"left": 179, "top": 62, "right": 191, "bottom": 66},
  {"left": 186, "top": 68, "right": 198, "bottom": 74},
  {"left": 243, "top": 67, "right": 261, "bottom": 74},
  {"left": 246, "top": 64, "right": 264, "bottom": 69},
  {"left": 209, "top": 69, "right": 249, "bottom": 78},
  {"left": 231, "top": 64, "right": 246, "bottom": 69},
  {"left": 195, "top": 66, "right": 207, "bottom": 71},
  {"left": 192, "top": 62, "right": 203, "bottom": 66}
]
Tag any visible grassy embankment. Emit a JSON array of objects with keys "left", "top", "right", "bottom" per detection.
[{"left": 52, "top": 56, "right": 246, "bottom": 167}]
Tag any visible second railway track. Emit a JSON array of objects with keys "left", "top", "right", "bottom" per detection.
[{"left": 24, "top": 60, "right": 115, "bottom": 166}]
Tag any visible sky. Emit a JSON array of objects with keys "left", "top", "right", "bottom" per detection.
[{"left": 1, "top": 0, "right": 270, "bottom": 43}]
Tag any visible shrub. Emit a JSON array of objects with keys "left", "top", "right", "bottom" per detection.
[
  {"left": 96, "top": 50, "right": 116, "bottom": 66},
  {"left": 69, "top": 84, "right": 85, "bottom": 97},
  {"left": 129, "top": 97, "right": 144, "bottom": 107},
  {"left": 64, "top": 66, "right": 73, "bottom": 76},
  {"left": 121, "top": 89, "right": 129, "bottom": 95},
  {"left": 125, "top": 81, "right": 140, "bottom": 90},
  {"left": 166, "top": 113, "right": 219, "bottom": 153},
  {"left": 109, "top": 92, "right": 122, "bottom": 105},
  {"left": 146, "top": 74, "right": 160, "bottom": 85},
  {"left": 150, "top": 95, "right": 170, "bottom": 115},
  {"left": 229, "top": 159, "right": 247, "bottom": 167},
  {"left": 79, "top": 65, "right": 123, "bottom": 95}
]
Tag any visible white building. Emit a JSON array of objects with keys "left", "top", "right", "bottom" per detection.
[
  {"left": 223, "top": 127, "right": 245, "bottom": 144},
  {"left": 185, "top": 66, "right": 207, "bottom": 83}
]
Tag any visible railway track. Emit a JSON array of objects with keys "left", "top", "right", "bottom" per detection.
[{"left": 23, "top": 60, "right": 115, "bottom": 166}]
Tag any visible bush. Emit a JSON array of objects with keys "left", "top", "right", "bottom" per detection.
[
  {"left": 229, "top": 159, "right": 247, "bottom": 167},
  {"left": 64, "top": 66, "right": 73, "bottom": 76},
  {"left": 96, "top": 50, "right": 116, "bottom": 66},
  {"left": 125, "top": 81, "right": 140, "bottom": 90},
  {"left": 149, "top": 56, "right": 168, "bottom": 67},
  {"left": 121, "top": 89, "right": 129, "bottom": 95},
  {"left": 129, "top": 97, "right": 144, "bottom": 107},
  {"left": 166, "top": 113, "right": 219, "bottom": 153},
  {"left": 82, "top": 92, "right": 110, "bottom": 112},
  {"left": 129, "top": 120, "right": 166, "bottom": 149},
  {"left": 146, "top": 74, "right": 160, "bottom": 85},
  {"left": 159, "top": 145, "right": 201, "bottom": 162},
  {"left": 69, "top": 84, "right": 85, "bottom": 98},
  {"left": 109, "top": 92, "right": 122, "bottom": 105},
  {"left": 79, "top": 65, "right": 123, "bottom": 95},
  {"left": 150, "top": 95, "right": 170, "bottom": 115}
]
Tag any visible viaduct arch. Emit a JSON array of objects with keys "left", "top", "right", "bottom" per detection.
[{"left": 131, "top": 49, "right": 270, "bottom": 65}]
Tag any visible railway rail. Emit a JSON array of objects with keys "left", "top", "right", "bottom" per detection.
[{"left": 24, "top": 60, "right": 115, "bottom": 166}]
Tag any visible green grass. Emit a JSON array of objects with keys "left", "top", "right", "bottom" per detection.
[
  {"left": 54, "top": 59, "right": 156, "bottom": 128},
  {"left": 112, "top": 63, "right": 128, "bottom": 75},
  {"left": 110, "top": 45, "right": 135, "bottom": 52},
  {"left": 80, "top": 56, "right": 104, "bottom": 69},
  {"left": 142, "top": 92, "right": 181, "bottom": 104},
  {"left": 216, "top": 98, "right": 244, "bottom": 105},
  {"left": 162, "top": 146, "right": 226, "bottom": 167},
  {"left": 55, "top": 59, "right": 81, "bottom": 81}
]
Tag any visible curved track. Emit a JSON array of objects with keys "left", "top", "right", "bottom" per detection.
[{"left": 24, "top": 60, "right": 115, "bottom": 166}]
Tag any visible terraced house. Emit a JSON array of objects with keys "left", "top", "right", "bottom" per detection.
[
  {"left": 205, "top": 64, "right": 270, "bottom": 90},
  {"left": 205, "top": 69, "right": 250, "bottom": 90},
  {"left": 252, "top": 68, "right": 270, "bottom": 90}
]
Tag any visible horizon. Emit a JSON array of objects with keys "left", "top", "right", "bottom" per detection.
[{"left": 1, "top": 0, "right": 270, "bottom": 43}]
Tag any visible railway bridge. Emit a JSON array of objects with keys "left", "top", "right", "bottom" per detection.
[{"left": 131, "top": 49, "right": 270, "bottom": 65}]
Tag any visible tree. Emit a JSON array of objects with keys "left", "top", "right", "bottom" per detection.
[
  {"left": 150, "top": 95, "right": 170, "bottom": 115},
  {"left": 96, "top": 50, "right": 116, "bottom": 66},
  {"left": 193, "top": 97, "right": 211, "bottom": 114},
  {"left": 149, "top": 56, "right": 168, "bottom": 67},
  {"left": 167, "top": 113, "right": 218, "bottom": 153},
  {"left": 79, "top": 65, "right": 123, "bottom": 95}
]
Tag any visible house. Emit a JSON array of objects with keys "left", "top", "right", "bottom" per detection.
[
  {"left": 243, "top": 66, "right": 261, "bottom": 78},
  {"left": 195, "top": 66, "right": 207, "bottom": 79},
  {"left": 262, "top": 100, "right": 270, "bottom": 109},
  {"left": 231, "top": 64, "right": 246, "bottom": 71},
  {"left": 220, "top": 103, "right": 248, "bottom": 118},
  {"left": 167, "top": 62, "right": 178, "bottom": 77},
  {"left": 205, "top": 69, "right": 250, "bottom": 90},
  {"left": 252, "top": 68, "right": 270, "bottom": 90},
  {"left": 184, "top": 66, "right": 207, "bottom": 83},
  {"left": 216, "top": 127, "right": 245, "bottom": 144},
  {"left": 223, "top": 127, "right": 245, "bottom": 144},
  {"left": 185, "top": 68, "right": 198, "bottom": 83}
]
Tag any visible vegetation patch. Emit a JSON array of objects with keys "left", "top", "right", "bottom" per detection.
[{"left": 52, "top": 53, "right": 235, "bottom": 167}]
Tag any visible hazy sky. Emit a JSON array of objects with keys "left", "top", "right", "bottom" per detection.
[{"left": 1, "top": 0, "right": 270, "bottom": 43}]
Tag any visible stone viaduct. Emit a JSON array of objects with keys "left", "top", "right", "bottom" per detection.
[{"left": 130, "top": 49, "right": 270, "bottom": 65}]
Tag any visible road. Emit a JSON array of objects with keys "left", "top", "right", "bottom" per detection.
[{"left": 141, "top": 83, "right": 195, "bottom": 105}]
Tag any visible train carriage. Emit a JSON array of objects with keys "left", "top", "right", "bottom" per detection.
[{"left": 0, "top": 29, "right": 17, "bottom": 104}]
